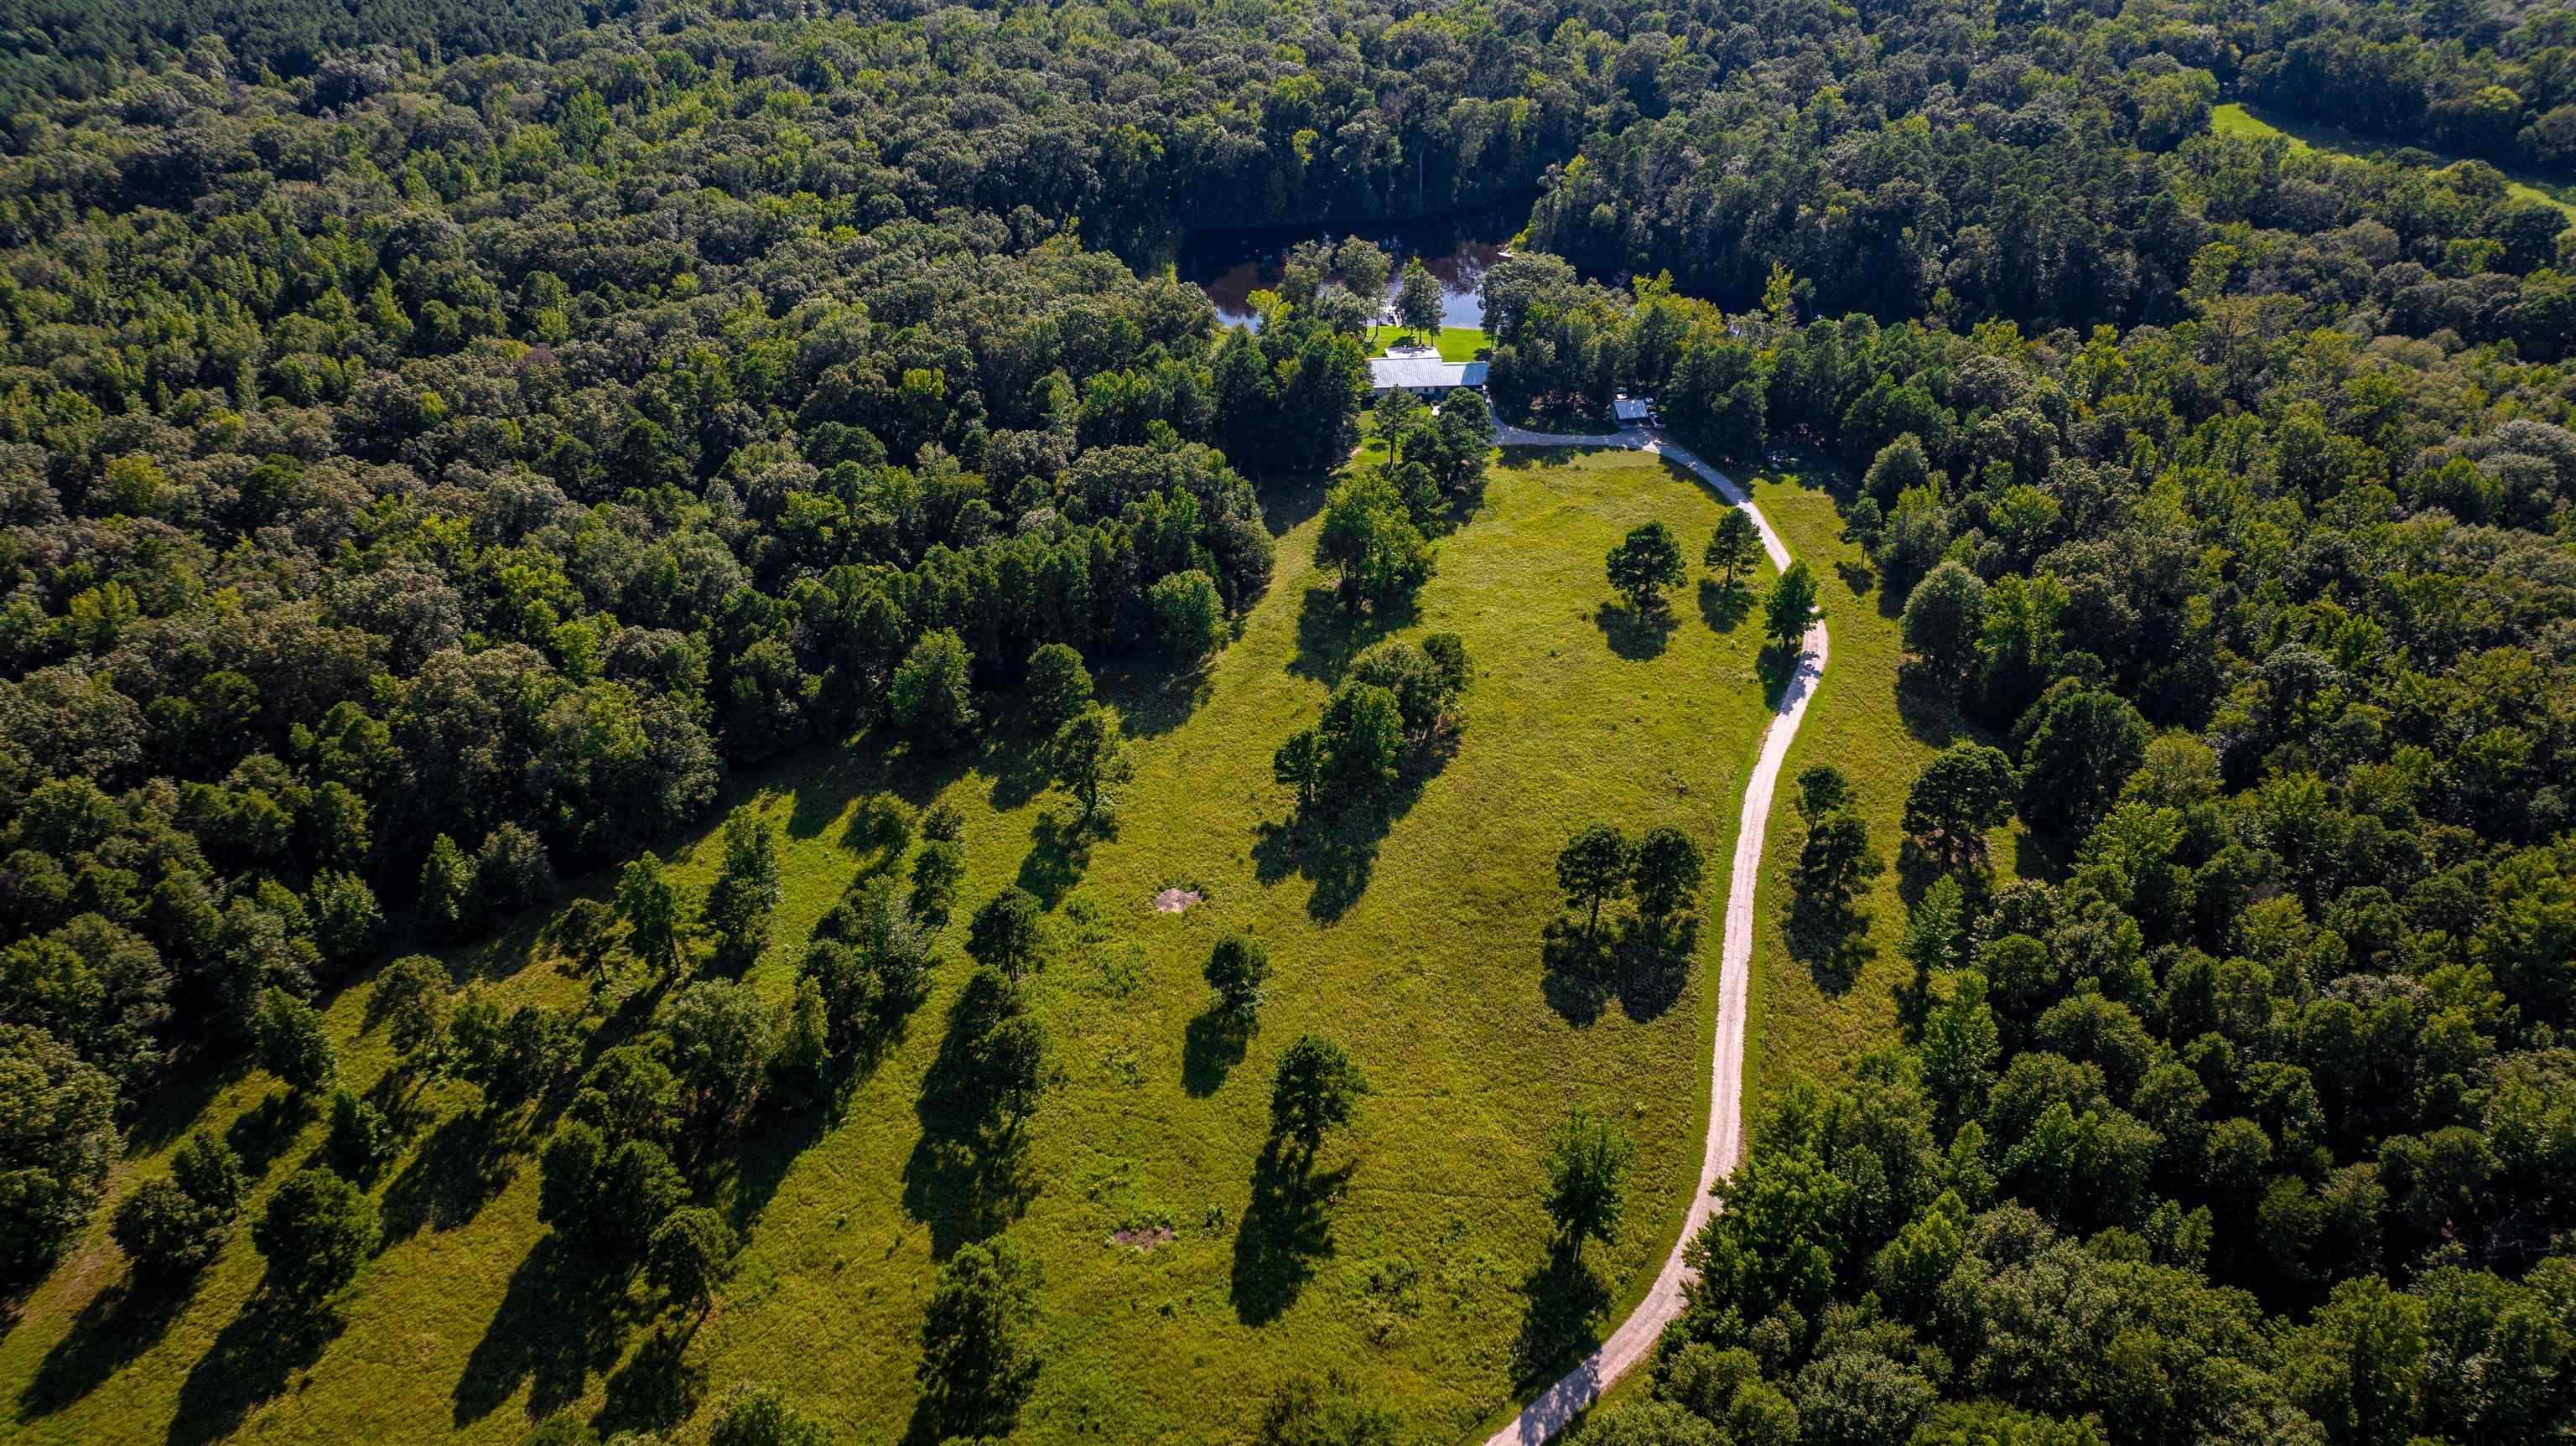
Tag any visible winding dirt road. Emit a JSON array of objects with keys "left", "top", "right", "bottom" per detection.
[{"left": 1480, "top": 422, "right": 1829, "bottom": 1444}]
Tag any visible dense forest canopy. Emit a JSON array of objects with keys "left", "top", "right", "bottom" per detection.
[{"left": 0, "top": 0, "right": 2571, "bottom": 1441}]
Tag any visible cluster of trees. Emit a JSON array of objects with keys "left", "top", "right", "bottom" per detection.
[{"left": 1271, "top": 635, "right": 1471, "bottom": 818}]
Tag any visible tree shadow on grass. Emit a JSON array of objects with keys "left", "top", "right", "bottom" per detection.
[
  {"left": 380, "top": 1106, "right": 523, "bottom": 1246},
  {"left": 1835, "top": 558, "right": 1877, "bottom": 598},
  {"left": 1098, "top": 659, "right": 1211, "bottom": 740},
  {"left": 1230, "top": 1141, "right": 1353, "bottom": 1327},
  {"left": 1785, "top": 895, "right": 1874, "bottom": 996},
  {"left": 224, "top": 1089, "right": 314, "bottom": 1180},
  {"left": 1015, "top": 807, "right": 1094, "bottom": 908},
  {"left": 1509, "top": 1244, "right": 1612, "bottom": 1394},
  {"left": 1893, "top": 682, "right": 1970, "bottom": 750},
  {"left": 18, "top": 1276, "right": 189, "bottom": 1420},
  {"left": 901, "top": 975, "right": 1041, "bottom": 1258},
  {"left": 1698, "top": 579, "right": 1752, "bottom": 634},
  {"left": 1593, "top": 601, "right": 1675, "bottom": 661},
  {"left": 1540, "top": 916, "right": 1696, "bottom": 1026},
  {"left": 1289, "top": 586, "right": 1415, "bottom": 685},
  {"left": 1251, "top": 818, "right": 1379, "bottom": 924},
  {"left": 449, "top": 1235, "right": 633, "bottom": 1430},
  {"left": 717, "top": 1095, "right": 831, "bottom": 1236},
  {"left": 1181, "top": 1008, "right": 1251, "bottom": 1098},
  {"left": 595, "top": 1320, "right": 704, "bottom": 1439},
  {"left": 168, "top": 1295, "right": 345, "bottom": 1446}
]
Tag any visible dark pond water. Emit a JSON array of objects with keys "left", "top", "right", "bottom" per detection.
[{"left": 1176, "top": 202, "right": 1528, "bottom": 330}]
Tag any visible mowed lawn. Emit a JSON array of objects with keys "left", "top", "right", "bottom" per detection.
[
  {"left": 0, "top": 444, "right": 1777, "bottom": 1446},
  {"left": 1368, "top": 324, "right": 1489, "bottom": 361}
]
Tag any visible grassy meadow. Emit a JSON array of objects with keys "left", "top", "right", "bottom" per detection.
[
  {"left": 2210, "top": 101, "right": 2576, "bottom": 220},
  {"left": 1, "top": 443, "right": 1783, "bottom": 1446}
]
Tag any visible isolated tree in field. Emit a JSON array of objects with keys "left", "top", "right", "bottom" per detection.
[
  {"left": 647, "top": 1205, "right": 736, "bottom": 1315},
  {"left": 551, "top": 897, "right": 619, "bottom": 993},
  {"left": 1023, "top": 642, "right": 1093, "bottom": 735},
  {"left": 1556, "top": 825, "right": 1633, "bottom": 940},
  {"left": 1052, "top": 704, "right": 1135, "bottom": 827},
  {"left": 1150, "top": 568, "right": 1228, "bottom": 659},
  {"left": 1631, "top": 825, "right": 1707, "bottom": 927},
  {"left": 709, "top": 1383, "right": 836, "bottom": 1446},
  {"left": 1706, "top": 508, "right": 1762, "bottom": 589},
  {"left": 252, "top": 1167, "right": 377, "bottom": 1300},
  {"left": 1205, "top": 931, "right": 1271, "bottom": 1028},
  {"left": 910, "top": 838, "right": 965, "bottom": 924},
  {"left": 373, "top": 953, "right": 449, "bottom": 1065},
  {"left": 1395, "top": 257, "right": 1443, "bottom": 340},
  {"left": 1317, "top": 473, "right": 1435, "bottom": 615},
  {"left": 891, "top": 628, "right": 977, "bottom": 750},
  {"left": 1607, "top": 521, "right": 1687, "bottom": 614},
  {"left": 614, "top": 852, "right": 684, "bottom": 977},
  {"left": 921, "top": 802, "right": 967, "bottom": 846},
  {"left": 1903, "top": 743, "right": 2018, "bottom": 869},
  {"left": 917, "top": 1236, "right": 1040, "bottom": 1438},
  {"left": 768, "top": 975, "right": 832, "bottom": 1106},
  {"left": 1902, "top": 562, "right": 1989, "bottom": 702},
  {"left": 1321, "top": 682, "right": 1406, "bottom": 796},
  {"left": 1337, "top": 236, "right": 1393, "bottom": 307},
  {"left": 704, "top": 810, "right": 782, "bottom": 972},
  {"left": 1764, "top": 561, "right": 1820, "bottom": 655},
  {"left": 1270, "top": 1034, "right": 1368, "bottom": 1153},
  {"left": 1347, "top": 635, "right": 1471, "bottom": 739},
  {"left": 453, "top": 1001, "right": 572, "bottom": 1107},
  {"left": 258, "top": 987, "right": 335, "bottom": 1091},
  {"left": 2017, "top": 686, "right": 2151, "bottom": 842},
  {"left": 968, "top": 887, "right": 1045, "bottom": 979},
  {"left": 1545, "top": 1109, "right": 1633, "bottom": 1247}
]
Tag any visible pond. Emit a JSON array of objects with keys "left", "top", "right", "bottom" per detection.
[{"left": 1175, "top": 202, "right": 1527, "bottom": 331}]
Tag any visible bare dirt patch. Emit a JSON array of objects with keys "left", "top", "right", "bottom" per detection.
[
  {"left": 1152, "top": 886, "right": 1201, "bottom": 913},
  {"left": 1109, "top": 1225, "right": 1176, "bottom": 1252}
]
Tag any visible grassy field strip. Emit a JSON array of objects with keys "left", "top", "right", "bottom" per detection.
[
  {"left": 1477, "top": 432, "right": 1827, "bottom": 1446},
  {"left": 2210, "top": 101, "right": 2576, "bottom": 220}
]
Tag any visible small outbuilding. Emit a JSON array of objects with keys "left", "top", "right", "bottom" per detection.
[
  {"left": 1611, "top": 395, "right": 1656, "bottom": 426},
  {"left": 1368, "top": 357, "right": 1489, "bottom": 396}
]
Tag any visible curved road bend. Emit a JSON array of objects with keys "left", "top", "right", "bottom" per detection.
[{"left": 1480, "top": 422, "right": 1830, "bottom": 1445}]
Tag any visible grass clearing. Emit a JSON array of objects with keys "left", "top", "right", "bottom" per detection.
[
  {"left": 2, "top": 445, "right": 1779, "bottom": 1446},
  {"left": 1735, "top": 452, "right": 2026, "bottom": 1102},
  {"left": 2210, "top": 101, "right": 2575, "bottom": 220}
]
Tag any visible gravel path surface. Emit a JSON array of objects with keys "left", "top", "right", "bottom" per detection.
[{"left": 1479, "top": 422, "right": 1830, "bottom": 1444}]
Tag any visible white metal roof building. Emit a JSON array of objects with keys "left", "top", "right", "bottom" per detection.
[
  {"left": 1368, "top": 357, "right": 1489, "bottom": 394},
  {"left": 1611, "top": 396, "right": 1654, "bottom": 424}
]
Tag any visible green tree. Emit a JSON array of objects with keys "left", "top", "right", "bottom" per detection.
[
  {"left": 1901, "top": 561, "right": 1988, "bottom": 702},
  {"left": 709, "top": 1383, "right": 835, "bottom": 1446},
  {"left": 1706, "top": 508, "right": 1763, "bottom": 590},
  {"left": 1337, "top": 236, "right": 1393, "bottom": 307},
  {"left": 1274, "top": 727, "right": 1325, "bottom": 813},
  {"left": 1556, "top": 824, "right": 1633, "bottom": 940},
  {"left": 1630, "top": 825, "right": 1706, "bottom": 927},
  {"left": 1394, "top": 257, "right": 1443, "bottom": 340},
  {"left": 1316, "top": 473, "right": 1433, "bottom": 614},
  {"left": 646, "top": 1205, "right": 737, "bottom": 1315},
  {"left": 665, "top": 977, "right": 774, "bottom": 1127},
  {"left": 1545, "top": 1109, "right": 1633, "bottom": 1247},
  {"left": 1150, "top": 568, "right": 1228, "bottom": 659},
  {"left": 1318, "top": 682, "right": 1405, "bottom": 796},
  {"left": 917, "top": 1236, "right": 1039, "bottom": 1439},
  {"left": 614, "top": 852, "right": 683, "bottom": 977},
  {"left": 704, "top": 810, "right": 782, "bottom": 972},
  {"left": 1920, "top": 971, "right": 2000, "bottom": 1129},
  {"left": 1023, "top": 642, "right": 1093, "bottom": 736},
  {"left": 967, "top": 887, "right": 1045, "bottom": 979},
  {"left": 418, "top": 832, "right": 483, "bottom": 942},
  {"left": 891, "top": 628, "right": 977, "bottom": 751},
  {"left": 551, "top": 898, "right": 620, "bottom": 994},
  {"left": 2017, "top": 687, "right": 2150, "bottom": 842},
  {"left": 257, "top": 987, "right": 336, "bottom": 1091},
  {"left": 1607, "top": 521, "right": 1687, "bottom": 614},
  {"left": 1270, "top": 1034, "right": 1368, "bottom": 1153},
  {"left": 909, "top": 838, "right": 965, "bottom": 925},
  {"left": 1902, "top": 742, "right": 2017, "bottom": 870},
  {"left": 1205, "top": 931, "right": 1271, "bottom": 1027},
  {"left": 252, "top": 1167, "right": 377, "bottom": 1300},
  {"left": 1764, "top": 561, "right": 1820, "bottom": 655},
  {"left": 1051, "top": 704, "right": 1135, "bottom": 827},
  {"left": 372, "top": 953, "right": 450, "bottom": 1065}
]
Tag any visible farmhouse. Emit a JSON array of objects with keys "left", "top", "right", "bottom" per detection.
[{"left": 1368, "top": 356, "right": 1489, "bottom": 396}]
